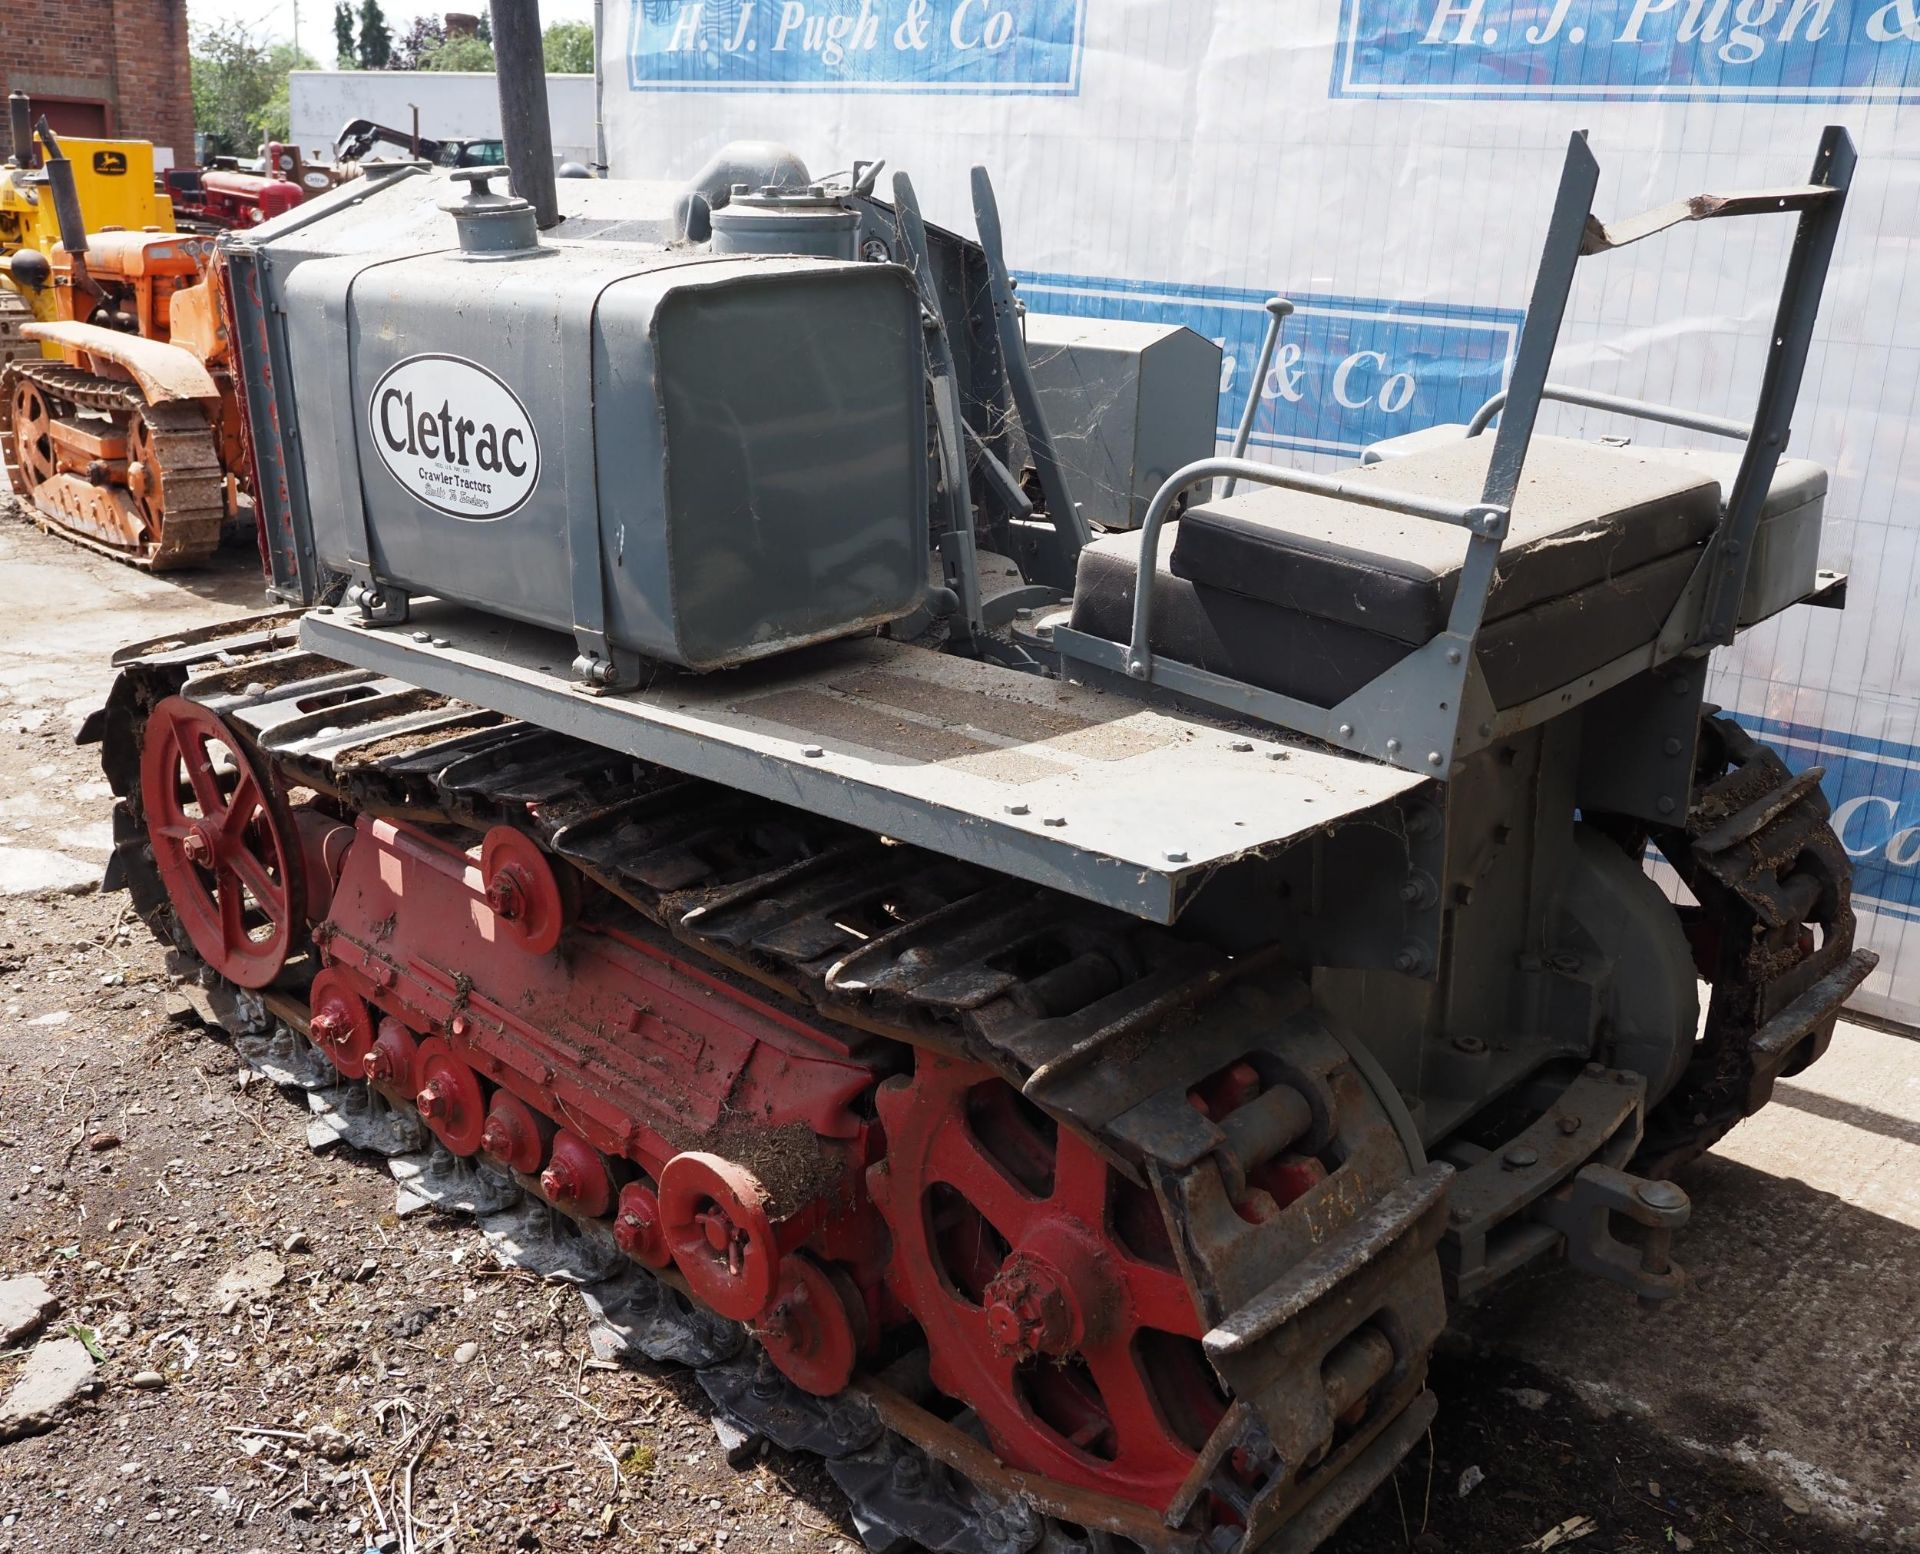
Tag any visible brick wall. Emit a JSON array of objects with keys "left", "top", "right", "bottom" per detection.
[{"left": 2, "top": 0, "right": 194, "bottom": 162}]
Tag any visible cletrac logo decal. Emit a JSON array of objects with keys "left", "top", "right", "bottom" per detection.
[
  {"left": 367, "top": 355, "right": 540, "bottom": 521},
  {"left": 625, "top": 0, "right": 1086, "bottom": 93},
  {"left": 91, "top": 150, "right": 128, "bottom": 176},
  {"left": 1332, "top": 0, "right": 1920, "bottom": 102},
  {"left": 1018, "top": 274, "right": 1522, "bottom": 458}
]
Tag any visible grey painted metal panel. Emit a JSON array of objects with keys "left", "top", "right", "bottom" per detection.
[
  {"left": 301, "top": 603, "right": 1428, "bottom": 924},
  {"left": 1023, "top": 317, "right": 1221, "bottom": 530}
]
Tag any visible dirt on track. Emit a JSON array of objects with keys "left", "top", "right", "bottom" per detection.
[{"left": 0, "top": 506, "right": 1899, "bottom": 1554}]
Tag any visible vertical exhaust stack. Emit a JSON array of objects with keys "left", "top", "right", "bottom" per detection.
[
  {"left": 8, "top": 93, "right": 33, "bottom": 168},
  {"left": 489, "top": 0, "right": 560, "bottom": 230},
  {"left": 35, "top": 119, "right": 100, "bottom": 298}
]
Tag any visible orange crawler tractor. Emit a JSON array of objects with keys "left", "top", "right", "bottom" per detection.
[{"left": 2, "top": 122, "right": 244, "bottom": 569}]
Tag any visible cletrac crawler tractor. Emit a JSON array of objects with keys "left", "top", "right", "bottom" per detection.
[
  {"left": 89, "top": 46, "right": 1875, "bottom": 1554},
  {"left": 2, "top": 118, "right": 247, "bottom": 569}
]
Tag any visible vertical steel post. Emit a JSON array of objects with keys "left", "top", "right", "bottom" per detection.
[
  {"left": 7, "top": 94, "right": 32, "bottom": 168},
  {"left": 489, "top": 0, "right": 561, "bottom": 230}
]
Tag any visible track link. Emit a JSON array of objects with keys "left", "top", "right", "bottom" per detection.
[
  {"left": 2, "top": 358, "right": 224, "bottom": 569},
  {"left": 95, "top": 618, "right": 1452, "bottom": 1554}
]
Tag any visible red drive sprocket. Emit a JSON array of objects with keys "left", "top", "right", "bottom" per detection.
[
  {"left": 870, "top": 1053, "right": 1226, "bottom": 1509},
  {"left": 140, "top": 696, "right": 303, "bottom": 988}
]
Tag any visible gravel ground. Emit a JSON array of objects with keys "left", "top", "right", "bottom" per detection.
[{"left": 0, "top": 508, "right": 1899, "bottom": 1554}]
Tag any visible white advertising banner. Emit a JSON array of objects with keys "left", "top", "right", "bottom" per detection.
[{"left": 602, "top": 0, "right": 1920, "bottom": 1025}]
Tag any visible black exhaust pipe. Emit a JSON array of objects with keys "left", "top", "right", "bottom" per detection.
[
  {"left": 35, "top": 119, "right": 101, "bottom": 299},
  {"left": 489, "top": 0, "right": 560, "bottom": 230},
  {"left": 8, "top": 93, "right": 32, "bottom": 168}
]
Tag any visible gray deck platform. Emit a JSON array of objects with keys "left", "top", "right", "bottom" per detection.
[{"left": 301, "top": 603, "right": 1428, "bottom": 923}]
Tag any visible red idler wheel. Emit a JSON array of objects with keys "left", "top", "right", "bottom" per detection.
[
  {"left": 479, "top": 827, "right": 567, "bottom": 955},
  {"left": 365, "top": 1016, "right": 420, "bottom": 1093},
  {"left": 756, "top": 1254, "right": 862, "bottom": 1397},
  {"left": 140, "top": 696, "right": 303, "bottom": 988},
  {"left": 613, "top": 1182, "right": 672, "bottom": 1269},
  {"left": 306, "top": 968, "right": 375, "bottom": 1076},
  {"left": 540, "top": 1129, "right": 613, "bottom": 1217},
  {"left": 479, "top": 1092, "right": 551, "bottom": 1176},
  {"left": 412, "top": 1037, "right": 486, "bottom": 1155},
  {"left": 658, "top": 1151, "right": 781, "bottom": 1321},
  {"left": 869, "top": 1053, "right": 1214, "bottom": 1509}
]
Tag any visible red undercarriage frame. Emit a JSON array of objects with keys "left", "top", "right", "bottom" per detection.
[{"left": 147, "top": 693, "right": 1295, "bottom": 1518}]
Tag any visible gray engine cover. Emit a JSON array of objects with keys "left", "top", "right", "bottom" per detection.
[{"left": 286, "top": 238, "right": 928, "bottom": 671}]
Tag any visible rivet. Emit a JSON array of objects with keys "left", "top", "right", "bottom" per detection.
[
  {"left": 1502, "top": 1146, "right": 1539, "bottom": 1170},
  {"left": 1657, "top": 796, "right": 1677, "bottom": 815},
  {"left": 1164, "top": 850, "right": 1189, "bottom": 863},
  {"left": 1452, "top": 1034, "right": 1487, "bottom": 1056},
  {"left": 1042, "top": 815, "right": 1067, "bottom": 827},
  {"left": 1005, "top": 803, "right": 1030, "bottom": 816},
  {"left": 1446, "top": 648, "right": 1463, "bottom": 665},
  {"left": 1385, "top": 738, "right": 1402, "bottom": 755},
  {"left": 1337, "top": 722, "right": 1355, "bottom": 738},
  {"left": 802, "top": 745, "right": 825, "bottom": 759},
  {"left": 1265, "top": 750, "right": 1289, "bottom": 761},
  {"left": 1558, "top": 1115, "right": 1582, "bottom": 1135},
  {"left": 1427, "top": 752, "right": 1445, "bottom": 767},
  {"left": 1230, "top": 741, "right": 1254, "bottom": 753},
  {"left": 1663, "top": 737, "right": 1683, "bottom": 756}
]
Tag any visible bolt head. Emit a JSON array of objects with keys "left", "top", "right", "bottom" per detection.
[
  {"left": 415, "top": 1082, "right": 445, "bottom": 1119},
  {"left": 1164, "top": 849, "right": 1189, "bottom": 864},
  {"left": 1558, "top": 1114, "right": 1582, "bottom": 1136},
  {"left": 1638, "top": 1179, "right": 1687, "bottom": 1211}
]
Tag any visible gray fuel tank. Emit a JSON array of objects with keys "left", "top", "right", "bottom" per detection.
[{"left": 284, "top": 218, "right": 928, "bottom": 672}]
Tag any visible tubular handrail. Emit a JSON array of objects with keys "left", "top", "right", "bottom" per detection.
[
  {"left": 1125, "top": 457, "right": 1505, "bottom": 677},
  {"left": 1467, "top": 382, "right": 1751, "bottom": 442}
]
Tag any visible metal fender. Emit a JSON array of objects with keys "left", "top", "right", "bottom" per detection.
[{"left": 20, "top": 320, "right": 219, "bottom": 405}]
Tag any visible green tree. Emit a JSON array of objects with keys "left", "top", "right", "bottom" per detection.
[
  {"left": 424, "top": 34, "right": 496, "bottom": 70},
  {"left": 357, "top": 0, "right": 393, "bottom": 69},
  {"left": 543, "top": 20, "right": 594, "bottom": 72},
  {"left": 391, "top": 14, "right": 445, "bottom": 69},
  {"left": 190, "top": 22, "right": 317, "bottom": 157},
  {"left": 333, "top": 2, "right": 357, "bottom": 67}
]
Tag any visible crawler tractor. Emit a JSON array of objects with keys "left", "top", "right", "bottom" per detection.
[
  {"left": 90, "top": 31, "right": 1873, "bottom": 1553},
  {"left": 2, "top": 120, "right": 245, "bottom": 568},
  {"left": 0, "top": 91, "right": 177, "bottom": 367}
]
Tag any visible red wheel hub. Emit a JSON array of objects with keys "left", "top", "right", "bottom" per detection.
[
  {"left": 413, "top": 1037, "right": 486, "bottom": 1155},
  {"left": 658, "top": 1151, "right": 780, "bottom": 1321},
  {"left": 479, "top": 1092, "right": 550, "bottom": 1175},
  {"left": 479, "top": 827, "right": 567, "bottom": 955},
  {"left": 870, "top": 1053, "right": 1224, "bottom": 1510},
  {"left": 540, "top": 1129, "right": 613, "bottom": 1217},
  {"left": 366, "top": 1016, "right": 420, "bottom": 1092},
  {"left": 614, "top": 1181, "right": 672, "bottom": 1268},
  {"left": 756, "top": 1254, "right": 862, "bottom": 1397},
  {"left": 307, "top": 969, "right": 374, "bottom": 1076},
  {"left": 140, "top": 697, "right": 303, "bottom": 988}
]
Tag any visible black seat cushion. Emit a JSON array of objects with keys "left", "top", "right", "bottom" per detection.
[
  {"left": 1068, "top": 527, "right": 1703, "bottom": 712},
  {"left": 1169, "top": 435, "right": 1721, "bottom": 645}
]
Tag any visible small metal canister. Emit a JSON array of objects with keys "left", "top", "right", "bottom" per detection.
[{"left": 709, "top": 184, "right": 861, "bottom": 261}]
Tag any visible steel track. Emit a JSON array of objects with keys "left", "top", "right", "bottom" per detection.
[
  {"left": 1, "top": 358, "right": 224, "bottom": 569},
  {"left": 94, "top": 618, "right": 1453, "bottom": 1554}
]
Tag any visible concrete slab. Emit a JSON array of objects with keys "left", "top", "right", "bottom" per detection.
[
  {"left": 0, "top": 1338, "right": 97, "bottom": 1441},
  {"left": 0, "top": 1277, "right": 57, "bottom": 1348},
  {"left": 1477, "top": 1019, "right": 1920, "bottom": 1543}
]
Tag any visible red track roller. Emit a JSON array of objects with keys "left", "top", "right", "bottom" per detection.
[
  {"left": 479, "top": 1092, "right": 550, "bottom": 1176},
  {"left": 365, "top": 1016, "right": 421, "bottom": 1093},
  {"left": 140, "top": 697, "right": 302, "bottom": 988},
  {"left": 479, "top": 827, "right": 567, "bottom": 955},
  {"left": 541, "top": 1129, "right": 613, "bottom": 1217},
  {"left": 307, "top": 969, "right": 374, "bottom": 1076},
  {"left": 757, "top": 1254, "right": 862, "bottom": 1397},
  {"left": 613, "top": 1182, "right": 672, "bottom": 1268},
  {"left": 412, "top": 1038, "right": 486, "bottom": 1155},
  {"left": 658, "top": 1151, "right": 780, "bottom": 1321}
]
